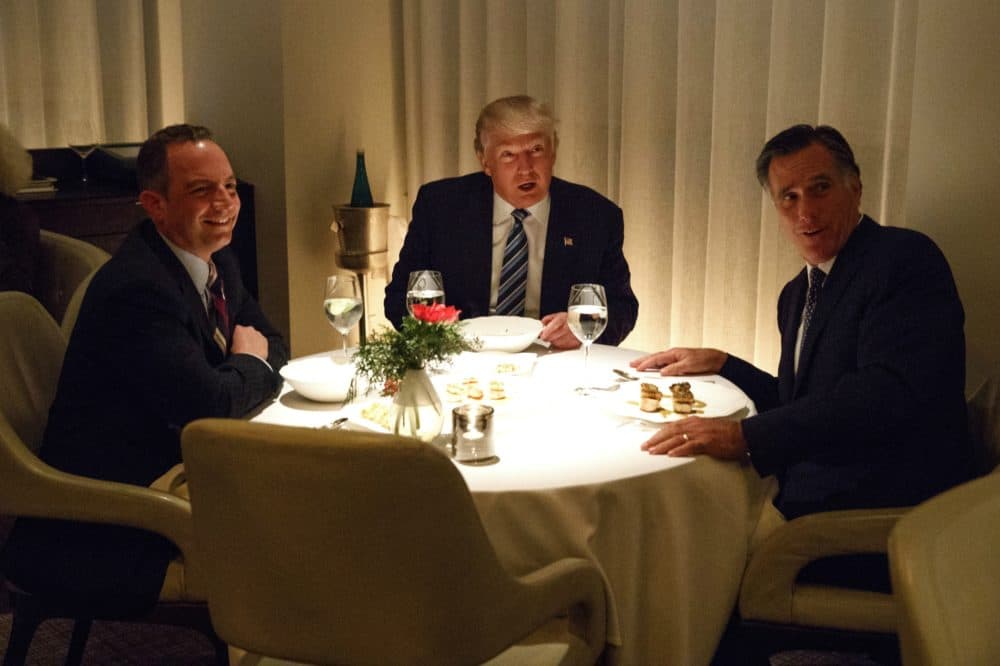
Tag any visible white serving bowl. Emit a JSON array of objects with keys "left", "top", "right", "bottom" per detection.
[
  {"left": 279, "top": 355, "right": 355, "bottom": 403},
  {"left": 462, "top": 316, "right": 543, "bottom": 353}
]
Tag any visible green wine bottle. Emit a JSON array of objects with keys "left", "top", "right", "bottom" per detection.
[{"left": 350, "top": 149, "right": 374, "bottom": 207}]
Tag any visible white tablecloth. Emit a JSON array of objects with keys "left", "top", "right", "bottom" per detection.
[{"left": 254, "top": 344, "right": 772, "bottom": 665}]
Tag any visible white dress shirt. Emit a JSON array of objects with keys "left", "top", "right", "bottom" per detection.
[{"left": 488, "top": 195, "right": 550, "bottom": 318}]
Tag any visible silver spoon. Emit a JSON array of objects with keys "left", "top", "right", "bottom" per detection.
[
  {"left": 575, "top": 383, "right": 621, "bottom": 393},
  {"left": 321, "top": 417, "right": 349, "bottom": 430}
]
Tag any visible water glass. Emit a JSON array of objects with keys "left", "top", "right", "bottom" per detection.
[{"left": 406, "top": 270, "right": 445, "bottom": 314}]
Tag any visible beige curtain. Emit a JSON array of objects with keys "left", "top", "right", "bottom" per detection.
[
  {"left": 0, "top": 0, "right": 149, "bottom": 148},
  {"left": 397, "top": 0, "right": 917, "bottom": 372}
]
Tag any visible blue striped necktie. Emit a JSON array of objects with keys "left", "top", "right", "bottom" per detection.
[{"left": 496, "top": 208, "right": 529, "bottom": 316}]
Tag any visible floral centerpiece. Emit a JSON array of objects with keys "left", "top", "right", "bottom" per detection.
[{"left": 349, "top": 303, "right": 477, "bottom": 441}]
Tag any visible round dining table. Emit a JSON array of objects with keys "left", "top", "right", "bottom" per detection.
[{"left": 253, "top": 343, "right": 774, "bottom": 665}]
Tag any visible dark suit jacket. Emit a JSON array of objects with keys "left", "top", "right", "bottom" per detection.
[
  {"left": 384, "top": 172, "right": 639, "bottom": 345},
  {"left": 721, "top": 217, "right": 972, "bottom": 519},
  {"left": 2, "top": 220, "right": 288, "bottom": 612}
]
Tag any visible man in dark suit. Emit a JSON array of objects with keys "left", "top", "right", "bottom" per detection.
[
  {"left": 384, "top": 95, "right": 638, "bottom": 347},
  {"left": 2, "top": 124, "right": 288, "bottom": 611},
  {"left": 631, "top": 125, "right": 971, "bottom": 525}
]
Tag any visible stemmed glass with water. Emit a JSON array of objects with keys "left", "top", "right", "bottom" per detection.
[
  {"left": 324, "top": 274, "right": 363, "bottom": 358},
  {"left": 567, "top": 283, "right": 608, "bottom": 395},
  {"left": 406, "top": 270, "right": 445, "bottom": 314}
]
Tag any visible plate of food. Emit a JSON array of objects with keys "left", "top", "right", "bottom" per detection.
[
  {"left": 439, "top": 374, "right": 513, "bottom": 405},
  {"left": 612, "top": 379, "right": 747, "bottom": 423},
  {"left": 461, "top": 316, "right": 542, "bottom": 353},
  {"left": 339, "top": 397, "right": 394, "bottom": 433}
]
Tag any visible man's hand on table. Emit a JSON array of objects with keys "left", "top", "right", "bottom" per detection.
[
  {"left": 641, "top": 417, "right": 749, "bottom": 461},
  {"left": 540, "top": 312, "right": 582, "bottom": 349},
  {"left": 630, "top": 347, "right": 747, "bottom": 460},
  {"left": 630, "top": 347, "right": 728, "bottom": 375}
]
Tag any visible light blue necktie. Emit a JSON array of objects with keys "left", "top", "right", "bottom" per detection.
[{"left": 496, "top": 209, "right": 529, "bottom": 316}]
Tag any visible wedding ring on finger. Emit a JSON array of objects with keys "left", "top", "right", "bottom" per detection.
[{"left": 682, "top": 432, "right": 690, "bottom": 442}]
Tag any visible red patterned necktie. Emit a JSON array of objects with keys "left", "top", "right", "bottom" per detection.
[{"left": 207, "top": 262, "right": 229, "bottom": 352}]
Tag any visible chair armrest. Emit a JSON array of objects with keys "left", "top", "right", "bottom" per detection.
[
  {"left": 739, "top": 507, "right": 907, "bottom": 631},
  {"left": 2, "top": 445, "right": 194, "bottom": 560}
]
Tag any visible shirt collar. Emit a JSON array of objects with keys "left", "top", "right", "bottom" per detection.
[
  {"left": 158, "top": 231, "right": 212, "bottom": 292},
  {"left": 492, "top": 193, "right": 551, "bottom": 225}
]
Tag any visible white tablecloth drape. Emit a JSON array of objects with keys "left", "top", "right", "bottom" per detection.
[{"left": 254, "top": 344, "right": 773, "bottom": 665}]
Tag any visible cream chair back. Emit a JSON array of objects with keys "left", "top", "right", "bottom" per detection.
[
  {"left": 890, "top": 472, "right": 1000, "bottom": 665},
  {"left": 182, "top": 419, "right": 606, "bottom": 666},
  {"left": 35, "top": 229, "right": 109, "bottom": 325},
  {"left": 60, "top": 268, "right": 99, "bottom": 339},
  {"left": 0, "top": 291, "right": 65, "bottom": 455}
]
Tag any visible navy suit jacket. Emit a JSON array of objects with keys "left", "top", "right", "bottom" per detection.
[
  {"left": 2, "top": 220, "right": 288, "bottom": 612},
  {"left": 384, "top": 172, "right": 639, "bottom": 345},
  {"left": 721, "top": 217, "right": 972, "bottom": 519}
]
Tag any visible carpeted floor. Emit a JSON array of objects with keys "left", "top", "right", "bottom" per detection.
[
  {"left": 0, "top": 613, "right": 892, "bottom": 666},
  {"left": 0, "top": 613, "right": 219, "bottom": 665}
]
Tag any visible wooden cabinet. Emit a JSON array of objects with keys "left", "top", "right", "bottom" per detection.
[{"left": 18, "top": 147, "right": 258, "bottom": 298}]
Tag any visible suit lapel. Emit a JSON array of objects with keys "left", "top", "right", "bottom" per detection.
[
  {"left": 471, "top": 177, "right": 495, "bottom": 308},
  {"left": 539, "top": 178, "right": 573, "bottom": 313},
  {"left": 793, "top": 216, "right": 878, "bottom": 393},
  {"left": 142, "top": 223, "right": 225, "bottom": 360},
  {"left": 780, "top": 269, "right": 807, "bottom": 400}
]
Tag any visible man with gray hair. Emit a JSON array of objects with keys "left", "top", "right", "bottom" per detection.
[{"left": 385, "top": 95, "right": 638, "bottom": 347}]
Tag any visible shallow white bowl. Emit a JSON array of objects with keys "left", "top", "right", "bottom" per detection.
[
  {"left": 279, "top": 356, "right": 355, "bottom": 403},
  {"left": 462, "top": 316, "right": 542, "bottom": 353}
]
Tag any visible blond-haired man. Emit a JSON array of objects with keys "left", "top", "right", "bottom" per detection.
[{"left": 385, "top": 95, "right": 638, "bottom": 347}]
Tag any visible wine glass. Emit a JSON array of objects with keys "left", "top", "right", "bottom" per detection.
[
  {"left": 324, "top": 275, "right": 363, "bottom": 359},
  {"left": 567, "top": 283, "right": 608, "bottom": 395},
  {"left": 68, "top": 143, "right": 99, "bottom": 183},
  {"left": 406, "top": 270, "right": 445, "bottom": 314}
]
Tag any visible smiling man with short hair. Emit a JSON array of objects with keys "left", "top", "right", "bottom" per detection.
[{"left": 2, "top": 124, "right": 288, "bottom": 612}]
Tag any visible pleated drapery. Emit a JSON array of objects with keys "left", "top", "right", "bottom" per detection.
[
  {"left": 397, "top": 0, "right": 917, "bottom": 371},
  {"left": 1, "top": 0, "right": 919, "bottom": 372},
  {"left": 0, "top": 0, "right": 149, "bottom": 148}
]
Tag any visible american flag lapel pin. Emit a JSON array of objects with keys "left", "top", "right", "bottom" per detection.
[{"left": 563, "top": 236, "right": 574, "bottom": 246}]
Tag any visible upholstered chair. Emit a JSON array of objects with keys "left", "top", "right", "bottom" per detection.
[
  {"left": 182, "top": 418, "right": 608, "bottom": 666},
  {"left": 889, "top": 470, "right": 1000, "bottom": 665},
  {"left": 0, "top": 292, "right": 224, "bottom": 665},
  {"left": 34, "top": 229, "right": 109, "bottom": 325},
  {"left": 733, "top": 371, "right": 1000, "bottom": 663}
]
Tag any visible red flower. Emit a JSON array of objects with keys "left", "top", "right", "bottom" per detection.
[{"left": 411, "top": 303, "right": 461, "bottom": 324}]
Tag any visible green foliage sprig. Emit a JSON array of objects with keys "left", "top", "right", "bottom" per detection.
[{"left": 348, "top": 304, "right": 477, "bottom": 400}]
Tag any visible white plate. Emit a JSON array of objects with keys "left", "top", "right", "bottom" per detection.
[
  {"left": 279, "top": 356, "right": 355, "bottom": 403},
  {"left": 611, "top": 379, "right": 747, "bottom": 423},
  {"left": 461, "top": 316, "right": 542, "bottom": 353},
  {"left": 339, "top": 397, "right": 393, "bottom": 433}
]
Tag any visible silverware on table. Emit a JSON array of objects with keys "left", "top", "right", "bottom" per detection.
[
  {"left": 320, "top": 417, "right": 349, "bottom": 430},
  {"left": 576, "top": 383, "right": 621, "bottom": 393}
]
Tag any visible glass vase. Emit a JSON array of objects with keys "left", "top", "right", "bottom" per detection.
[{"left": 390, "top": 367, "right": 443, "bottom": 442}]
